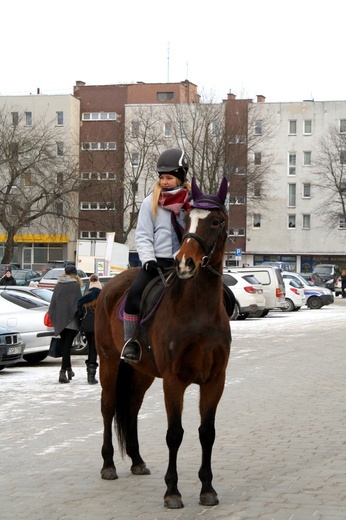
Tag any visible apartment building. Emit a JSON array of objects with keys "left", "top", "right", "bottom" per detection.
[
  {"left": 0, "top": 94, "right": 80, "bottom": 269},
  {"left": 238, "top": 100, "right": 346, "bottom": 271}
]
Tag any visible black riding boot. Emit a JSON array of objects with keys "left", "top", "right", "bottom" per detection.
[
  {"left": 121, "top": 339, "right": 142, "bottom": 363},
  {"left": 86, "top": 363, "right": 98, "bottom": 385}
]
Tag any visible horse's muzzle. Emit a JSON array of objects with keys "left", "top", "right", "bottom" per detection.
[{"left": 175, "top": 255, "right": 197, "bottom": 279}]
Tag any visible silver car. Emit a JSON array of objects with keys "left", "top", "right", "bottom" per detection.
[{"left": 0, "top": 290, "right": 55, "bottom": 363}]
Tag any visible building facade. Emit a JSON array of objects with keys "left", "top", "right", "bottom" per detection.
[{"left": 0, "top": 94, "right": 80, "bottom": 269}]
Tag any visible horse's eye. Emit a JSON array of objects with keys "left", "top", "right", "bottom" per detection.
[{"left": 211, "top": 218, "right": 222, "bottom": 228}]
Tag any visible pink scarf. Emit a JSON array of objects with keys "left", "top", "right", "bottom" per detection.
[{"left": 158, "top": 188, "right": 190, "bottom": 215}]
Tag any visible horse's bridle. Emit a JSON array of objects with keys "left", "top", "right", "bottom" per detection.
[{"left": 180, "top": 220, "right": 226, "bottom": 277}]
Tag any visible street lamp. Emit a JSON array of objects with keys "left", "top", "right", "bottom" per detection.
[{"left": 227, "top": 226, "right": 239, "bottom": 267}]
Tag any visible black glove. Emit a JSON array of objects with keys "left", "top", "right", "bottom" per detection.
[{"left": 143, "top": 260, "right": 159, "bottom": 274}]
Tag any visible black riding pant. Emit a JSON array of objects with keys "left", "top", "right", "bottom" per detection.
[{"left": 124, "top": 258, "right": 174, "bottom": 315}]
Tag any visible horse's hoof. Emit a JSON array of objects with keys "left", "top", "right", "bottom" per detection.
[
  {"left": 101, "top": 467, "right": 118, "bottom": 480},
  {"left": 164, "top": 496, "right": 184, "bottom": 509},
  {"left": 131, "top": 463, "right": 151, "bottom": 475},
  {"left": 199, "top": 493, "right": 219, "bottom": 506}
]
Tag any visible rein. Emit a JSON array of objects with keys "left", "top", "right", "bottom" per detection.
[{"left": 181, "top": 221, "right": 225, "bottom": 277}]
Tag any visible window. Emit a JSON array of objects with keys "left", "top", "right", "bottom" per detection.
[
  {"left": 229, "top": 135, "right": 246, "bottom": 144},
  {"left": 288, "top": 184, "right": 296, "bottom": 207},
  {"left": 229, "top": 227, "right": 245, "bottom": 237},
  {"left": 288, "top": 215, "right": 296, "bottom": 228},
  {"left": 57, "top": 202, "right": 63, "bottom": 215},
  {"left": 304, "top": 120, "right": 312, "bottom": 134},
  {"left": 303, "top": 183, "right": 311, "bottom": 198},
  {"left": 57, "top": 111, "right": 63, "bottom": 125},
  {"left": 339, "top": 216, "right": 346, "bottom": 229},
  {"left": 229, "top": 196, "right": 245, "bottom": 204},
  {"left": 253, "top": 214, "right": 261, "bottom": 227},
  {"left": 179, "top": 120, "right": 186, "bottom": 136},
  {"left": 24, "top": 172, "right": 32, "bottom": 186},
  {"left": 255, "top": 120, "right": 262, "bottom": 134},
  {"left": 80, "top": 202, "right": 116, "bottom": 211},
  {"left": 82, "top": 112, "right": 117, "bottom": 121},
  {"left": 302, "top": 214, "right": 311, "bottom": 229},
  {"left": 340, "top": 120, "right": 346, "bottom": 133},
  {"left": 80, "top": 231, "right": 106, "bottom": 239},
  {"left": 303, "top": 151, "right": 311, "bottom": 165},
  {"left": 12, "top": 112, "right": 18, "bottom": 126},
  {"left": 254, "top": 152, "right": 261, "bottom": 165},
  {"left": 25, "top": 112, "right": 32, "bottom": 126},
  {"left": 340, "top": 150, "right": 346, "bottom": 164},
  {"left": 81, "top": 172, "right": 116, "bottom": 181},
  {"left": 131, "top": 121, "right": 140, "bottom": 136},
  {"left": 233, "top": 166, "right": 246, "bottom": 174},
  {"left": 57, "top": 142, "right": 64, "bottom": 156},
  {"left": 254, "top": 182, "right": 261, "bottom": 197},
  {"left": 289, "top": 153, "right": 296, "bottom": 175},
  {"left": 157, "top": 92, "right": 174, "bottom": 101},
  {"left": 81, "top": 142, "right": 116, "bottom": 151},
  {"left": 164, "top": 122, "right": 172, "bottom": 137},
  {"left": 131, "top": 153, "right": 139, "bottom": 166},
  {"left": 211, "top": 121, "right": 219, "bottom": 136},
  {"left": 289, "top": 120, "right": 297, "bottom": 134}
]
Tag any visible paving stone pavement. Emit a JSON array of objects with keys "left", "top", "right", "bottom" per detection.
[{"left": 1, "top": 299, "right": 345, "bottom": 520}]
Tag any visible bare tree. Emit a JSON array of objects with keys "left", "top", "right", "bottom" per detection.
[
  {"left": 313, "top": 125, "right": 346, "bottom": 228},
  {"left": 0, "top": 107, "right": 80, "bottom": 263}
]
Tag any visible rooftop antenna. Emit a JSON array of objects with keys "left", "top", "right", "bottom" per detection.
[{"left": 167, "top": 41, "right": 170, "bottom": 82}]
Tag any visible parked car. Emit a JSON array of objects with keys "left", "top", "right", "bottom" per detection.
[
  {"left": 222, "top": 272, "right": 266, "bottom": 320},
  {"left": 312, "top": 264, "right": 341, "bottom": 293},
  {"left": 11, "top": 269, "right": 42, "bottom": 286},
  {"left": 0, "top": 263, "right": 21, "bottom": 276},
  {"left": 80, "top": 275, "right": 114, "bottom": 295},
  {"left": 0, "top": 326, "right": 25, "bottom": 371},
  {"left": 0, "top": 286, "right": 53, "bottom": 302},
  {"left": 283, "top": 278, "right": 306, "bottom": 311},
  {"left": 281, "top": 272, "right": 334, "bottom": 309},
  {"left": 38, "top": 267, "right": 87, "bottom": 289},
  {"left": 41, "top": 260, "right": 76, "bottom": 275},
  {"left": 226, "top": 266, "right": 286, "bottom": 316},
  {"left": 260, "top": 261, "right": 293, "bottom": 272},
  {"left": 0, "top": 290, "right": 55, "bottom": 363}
]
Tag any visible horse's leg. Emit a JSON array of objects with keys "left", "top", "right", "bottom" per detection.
[
  {"left": 162, "top": 379, "right": 185, "bottom": 509},
  {"left": 198, "top": 376, "right": 225, "bottom": 506},
  {"left": 126, "top": 370, "right": 154, "bottom": 475},
  {"left": 100, "top": 360, "right": 119, "bottom": 480}
]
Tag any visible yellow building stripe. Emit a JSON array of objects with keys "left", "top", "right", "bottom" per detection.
[{"left": 0, "top": 234, "right": 69, "bottom": 243}]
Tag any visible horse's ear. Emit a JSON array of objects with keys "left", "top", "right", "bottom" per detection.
[
  {"left": 217, "top": 177, "right": 228, "bottom": 205},
  {"left": 191, "top": 177, "right": 204, "bottom": 200}
]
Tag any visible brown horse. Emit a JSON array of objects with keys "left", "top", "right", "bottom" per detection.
[{"left": 95, "top": 177, "right": 232, "bottom": 509}]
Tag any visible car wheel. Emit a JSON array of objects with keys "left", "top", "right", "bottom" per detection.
[
  {"left": 283, "top": 298, "right": 295, "bottom": 312},
  {"left": 0, "top": 365, "right": 5, "bottom": 371},
  {"left": 23, "top": 351, "right": 49, "bottom": 364},
  {"left": 71, "top": 332, "right": 89, "bottom": 355},
  {"left": 231, "top": 302, "right": 240, "bottom": 321},
  {"left": 307, "top": 296, "right": 323, "bottom": 309},
  {"left": 293, "top": 306, "right": 301, "bottom": 312},
  {"left": 237, "top": 312, "right": 249, "bottom": 321}
]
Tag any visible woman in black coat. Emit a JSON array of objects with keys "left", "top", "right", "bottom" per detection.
[
  {"left": 77, "top": 275, "right": 102, "bottom": 384},
  {"left": 0, "top": 268, "right": 17, "bottom": 286},
  {"left": 48, "top": 265, "right": 82, "bottom": 383}
]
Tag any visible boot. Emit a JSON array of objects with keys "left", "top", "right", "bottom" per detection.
[
  {"left": 59, "top": 369, "right": 70, "bottom": 384},
  {"left": 122, "top": 313, "right": 141, "bottom": 363},
  {"left": 67, "top": 368, "right": 75, "bottom": 380},
  {"left": 86, "top": 363, "right": 98, "bottom": 385},
  {"left": 121, "top": 339, "right": 142, "bottom": 363}
]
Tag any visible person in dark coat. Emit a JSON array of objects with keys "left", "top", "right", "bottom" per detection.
[
  {"left": 341, "top": 269, "right": 346, "bottom": 298},
  {"left": 48, "top": 264, "right": 82, "bottom": 383},
  {"left": 77, "top": 274, "right": 102, "bottom": 384},
  {"left": 0, "top": 268, "right": 17, "bottom": 286}
]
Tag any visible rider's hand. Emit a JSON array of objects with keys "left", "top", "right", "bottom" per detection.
[{"left": 143, "top": 260, "right": 159, "bottom": 274}]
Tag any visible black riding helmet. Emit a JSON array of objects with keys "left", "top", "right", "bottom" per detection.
[{"left": 157, "top": 148, "right": 189, "bottom": 184}]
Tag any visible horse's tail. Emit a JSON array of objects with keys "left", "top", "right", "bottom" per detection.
[{"left": 115, "top": 360, "right": 134, "bottom": 458}]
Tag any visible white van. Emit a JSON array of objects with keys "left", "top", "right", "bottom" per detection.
[{"left": 224, "top": 266, "right": 286, "bottom": 316}]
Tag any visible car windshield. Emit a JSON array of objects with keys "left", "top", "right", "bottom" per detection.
[
  {"left": 43, "top": 269, "right": 63, "bottom": 280},
  {"left": 0, "top": 291, "right": 48, "bottom": 309},
  {"left": 314, "top": 266, "right": 332, "bottom": 275},
  {"left": 12, "top": 271, "right": 27, "bottom": 280}
]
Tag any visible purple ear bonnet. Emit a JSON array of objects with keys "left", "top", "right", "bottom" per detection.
[{"left": 191, "top": 177, "right": 228, "bottom": 214}]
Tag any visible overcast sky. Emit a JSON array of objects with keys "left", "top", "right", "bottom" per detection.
[{"left": 1, "top": 0, "right": 345, "bottom": 103}]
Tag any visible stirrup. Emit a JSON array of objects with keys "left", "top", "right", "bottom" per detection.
[{"left": 120, "top": 338, "right": 142, "bottom": 363}]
